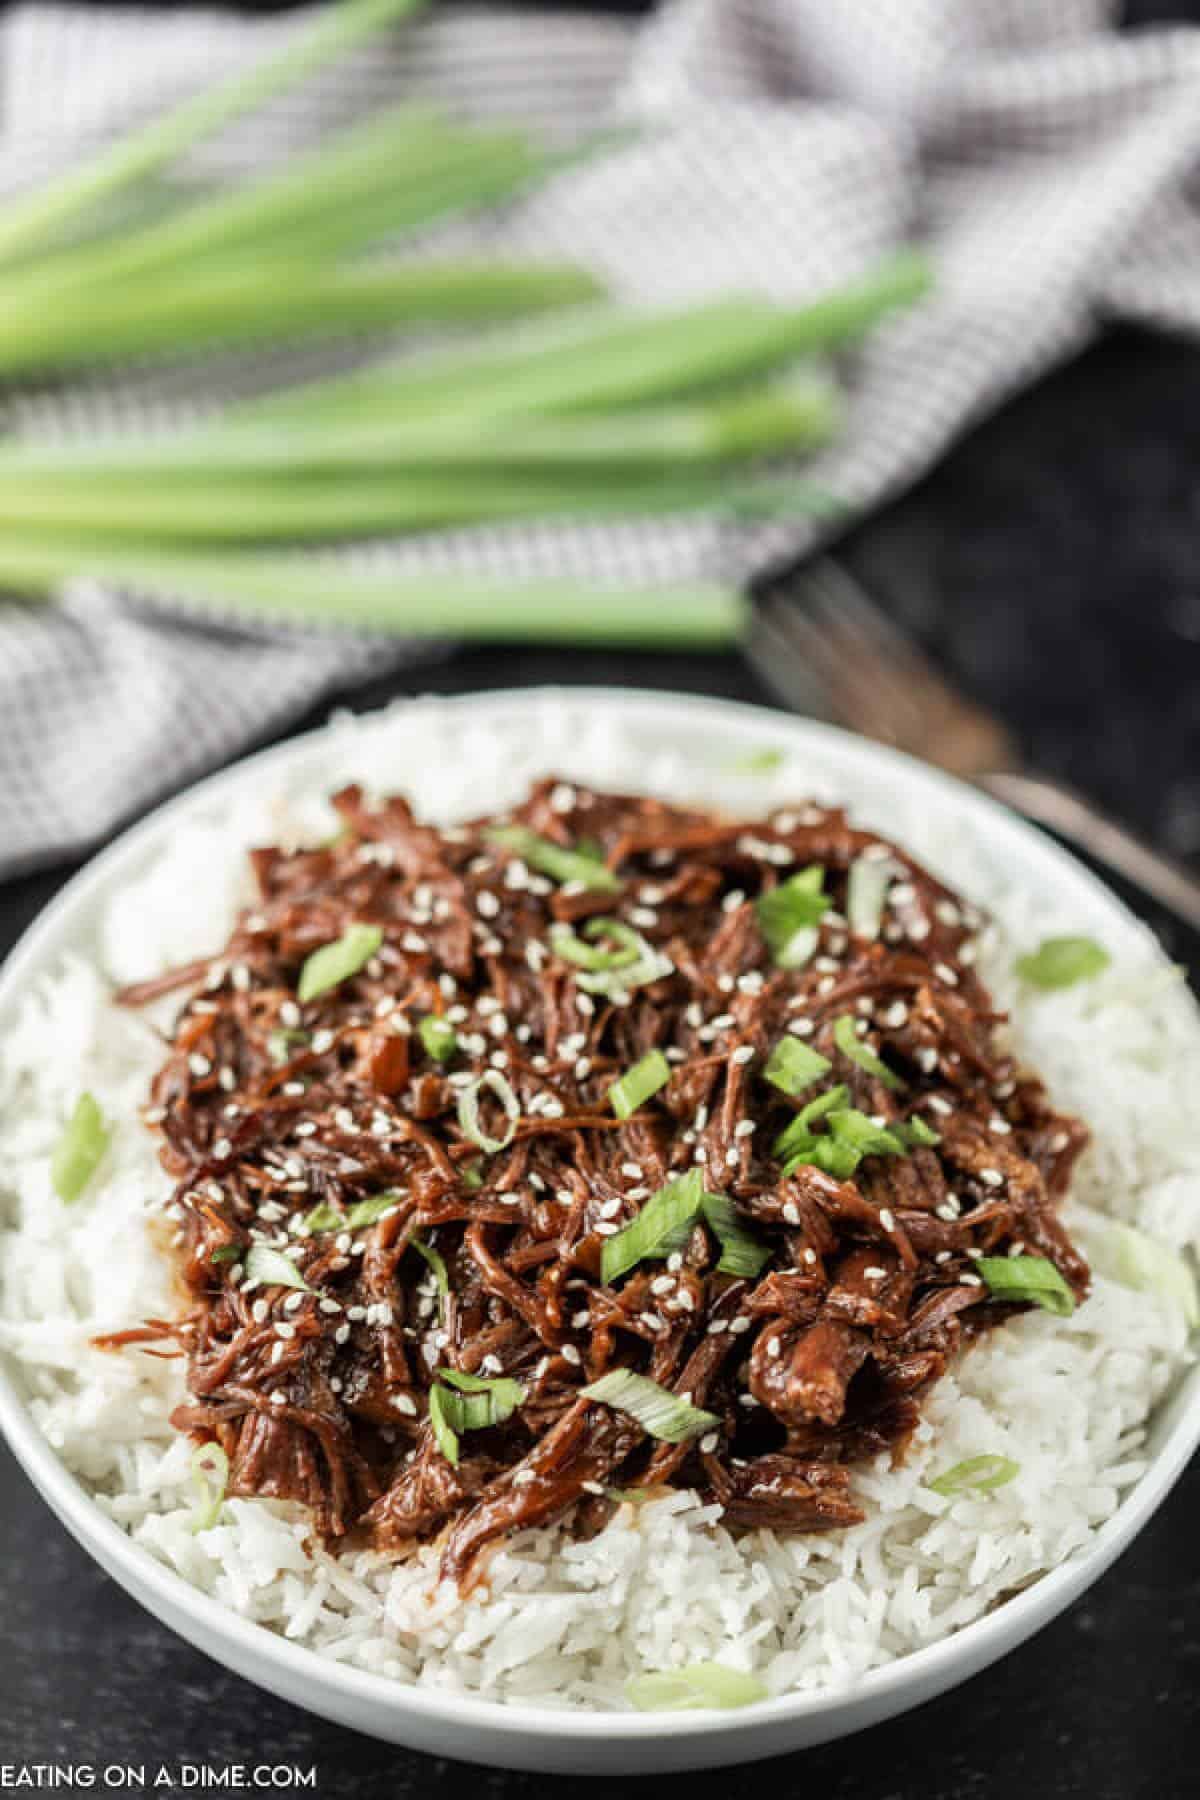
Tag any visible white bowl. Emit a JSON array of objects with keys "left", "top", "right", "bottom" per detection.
[{"left": 1, "top": 686, "right": 1197, "bottom": 1775}]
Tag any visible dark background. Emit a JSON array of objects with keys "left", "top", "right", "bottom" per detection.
[{"left": 5, "top": 2, "right": 1200, "bottom": 1795}]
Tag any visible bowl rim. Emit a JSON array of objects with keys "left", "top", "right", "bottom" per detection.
[{"left": 1, "top": 681, "right": 1197, "bottom": 1750}]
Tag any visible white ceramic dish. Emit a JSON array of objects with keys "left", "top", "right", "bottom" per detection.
[{"left": 1, "top": 686, "right": 1197, "bottom": 1775}]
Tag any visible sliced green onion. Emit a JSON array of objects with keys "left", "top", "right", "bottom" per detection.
[
  {"left": 1015, "top": 936, "right": 1110, "bottom": 990},
  {"left": 437, "top": 1367, "right": 525, "bottom": 1422},
  {"left": 429, "top": 1383, "right": 460, "bottom": 1465},
  {"left": 457, "top": 1070, "right": 520, "bottom": 1154},
  {"left": 601, "top": 1169, "right": 705, "bottom": 1284},
  {"left": 895, "top": 1116, "right": 941, "bottom": 1148},
  {"left": 550, "top": 919, "right": 673, "bottom": 997},
  {"left": 549, "top": 919, "right": 640, "bottom": 972},
  {"left": 727, "top": 747, "right": 785, "bottom": 774},
  {"left": 846, "top": 857, "right": 892, "bottom": 940},
  {"left": 243, "top": 1244, "right": 313, "bottom": 1293},
  {"left": 609, "top": 1050, "right": 671, "bottom": 1119},
  {"left": 581, "top": 1368, "right": 719, "bottom": 1443},
  {"left": 417, "top": 1015, "right": 458, "bottom": 1063},
  {"left": 344, "top": 1193, "right": 401, "bottom": 1231},
  {"left": 210, "top": 1244, "right": 242, "bottom": 1266},
  {"left": 763, "top": 1037, "right": 832, "bottom": 1097},
  {"left": 460, "top": 1160, "right": 485, "bottom": 1192},
  {"left": 486, "top": 824, "right": 619, "bottom": 891},
  {"left": 754, "top": 865, "right": 829, "bottom": 968},
  {"left": 50, "top": 1092, "right": 110, "bottom": 1203},
  {"left": 300, "top": 1202, "right": 343, "bottom": 1234},
  {"left": 977, "top": 1254, "right": 1076, "bottom": 1317},
  {"left": 699, "top": 1192, "right": 772, "bottom": 1278},
  {"left": 782, "top": 1137, "right": 861, "bottom": 1181},
  {"left": 297, "top": 922, "right": 382, "bottom": 1003},
  {"left": 1086, "top": 1220, "right": 1199, "bottom": 1327},
  {"left": 825, "top": 1109, "right": 905, "bottom": 1158},
  {"left": 832, "top": 1013, "right": 902, "bottom": 1090},
  {"left": 626, "top": 1663, "right": 769, "bottom": 1712},
  {"left": 773, "top": 1085, "right": 849, "bottom": 1158},
  {"left": 267, "top": 1026, "right": 309, "bottom": 1065},
  {"left": 928, "top": 1454, "right": 1020, "bottom": 1498},
  {"left": 429, "top": 1367, "right": 525, "bottom": 1464},
  {"left": 188, "top": 1442, "right": 230, "bottom": 1534},
  {"left": 411, "top": 1234, "right": 450, "bottom": 1309}
]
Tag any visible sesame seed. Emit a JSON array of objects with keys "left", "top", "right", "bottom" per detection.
[
  {"left": 561, "top": 1343, "right": 582, "bottom": 1366},
  {"left": 766, "top": 1335, "right": 781, "bottom": 1357},
  {"left": 188, "top": 1053, "right": 212, "bottom": 1078},
  {"left": 731, "top": 1045, "right": 755, "bottom": 1067},
  {"left": 979, "top": 1168, "right": 1004, "bottom": 1188},
  {"left": 699, "top": 1432, "right": 719, "bottom": 1454},
  {"left": 879, "top": 1208, "right": 896, "bottom": 1232},
  {"left": 392, "top": 1393, "right": 417, "bottom": 1417}
]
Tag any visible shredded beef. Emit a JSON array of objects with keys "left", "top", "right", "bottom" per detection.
[{"left": 103, "top": 778, "right": 1090, "bottom": 1581}]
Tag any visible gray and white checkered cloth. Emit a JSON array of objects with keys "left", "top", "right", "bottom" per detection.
[{"left": 2, "top": 0, "right": 1200, "bottom": 875}]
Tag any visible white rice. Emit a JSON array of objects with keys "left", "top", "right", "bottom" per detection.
[{"left": 1, "top": 695, "right": 1198, "bottom": 1710}]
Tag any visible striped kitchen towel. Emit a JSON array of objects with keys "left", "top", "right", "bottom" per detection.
[{"left": 2, "top": 0, "right": 1200, "bottom": 874}]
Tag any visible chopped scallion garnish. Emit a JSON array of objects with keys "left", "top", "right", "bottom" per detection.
[
  {"left": 429, "top": 1367, "right": 525, "bottom": 1464},
  {"left": 581, "top": 1368, "right": 719, "bottom": 1443},
  {"left": 209, "top": 1244, "right": 241, "bottom": 1266},
  {"left": 976, "top": 1254, "right": 1075, "bottom": 1316},
  {"left": 243, "top": 1243, "right": 314, "bottom": 1292},
  {"left": 1015, "top": 935, "right": 1110, "bottom": 990},
  {"left": 486, "top": 824, "right": 619, "bottom": 892},
  {"left": 763, "top": 1036, "right": 832, "bottom": 1097},
  {"left": 754, "top": 865, "right": 829, "bottom": 968},
  {"left": 297, "top": 922, "right": 383, "bottom": 1002},
  {"left": 50, "top": 1092, "right": 110, "bottom": 1203},
  {"left": 698, "top": 1192, "right": 772, "bottom": 1278},
  {"left": 417, "top": 1014, "right": 458, "bottom": 1063},
  {"left": 824, "top": 1108, "right": 905, "bottom": 1157},
  {"left": 267, "top": 1026, "right": 309, "bottom": 1065},
  {"left": 895, "top": 1116, "right": 941, "bottom": 1148},
  {"left": 457, "top": 1069, "right": 520, "bottom": 1153},
  {"left": 429, "top": 1383, "right": 460, "bottom": 1465},
  {"left": 188, "top": 1442, "right": 230, "bottom": 1534},
  {"left": 1084, "top": 1220, "right": 1198, "bottom": 1326},
  {"left": 928, "top": 1454, "right": 1019, "bottom": 1497},
  {"left": 609, "top": 1049, "right": 671, "bottom": 1119},
  {"left": 550, "top": 919, "right": 673, "bottom": 996},
  {"left": 344, "top": 1193, "right": 401, "bottom": 1231},
  {"left": 832, "top": 1013, "right": 902, "bottom": 1090},
  {"left": 846, "top": 856, "right": 892, "bottom": 940},
  {"left": 300, "top": 1202, "right": 343, "bottom": 1234},
  {"left": 727, "top": 747, "right": 785, "bottom": 774},
  {"left": 600, "top": 1168, "right": 704, "bottom": 1283},
  {"left": 773, "top": 1085, "right": 848, "bottom": 1158},
  {"left": 626, "top": 1663, "right": 769, "bottom": 1711},
  {"left": 411, "top": 1233, "right": 450, "bottom": 1306}
]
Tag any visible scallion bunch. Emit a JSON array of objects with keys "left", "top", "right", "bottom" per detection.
[{"left": 0, "top": 0, "right": 933, "bottom": 646}]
